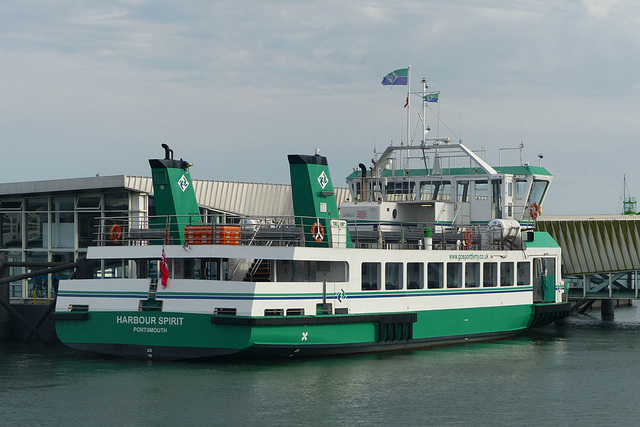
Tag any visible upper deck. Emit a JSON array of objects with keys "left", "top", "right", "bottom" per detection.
[
  {"left": 97, "top": 213, "right": 539, "bottom": 254},
  {"left": 342, "top": 140, "right": 552, "bottom": 226}
]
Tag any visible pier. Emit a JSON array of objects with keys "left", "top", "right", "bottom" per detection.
[{"left": 536, "top": 215, "right": 640, "bottom": 317}]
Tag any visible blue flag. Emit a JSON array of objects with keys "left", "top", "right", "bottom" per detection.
[
  {"left": 424, "top": 92, "right": 439, "bottom": 103},
  {"left": 381, "top": 68, "right": 409, "bottom": 86}
]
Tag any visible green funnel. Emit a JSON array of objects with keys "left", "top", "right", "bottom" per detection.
[
  {"left": 149, "top": 144, "right": 202, "bottom": 244},
  {"left": 288, "top": 152, "right": 351, "bottom": 248}
]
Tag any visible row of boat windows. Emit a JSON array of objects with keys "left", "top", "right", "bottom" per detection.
[
  {"left": 358, "top": 179, "right": 536, "bottom": 202},
  {"left": 122, "top": 257, "right": 556, "bottom": 289},
  {"left": 361, "top": 258, "right": 556, "bottom": 290}
]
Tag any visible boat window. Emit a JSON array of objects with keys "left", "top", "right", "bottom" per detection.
[
  {"left": 102, "top": 259, "right": 127, "bottom": 279},
  {"left": 371, "top": 181, "right": 382, "bottom": 201},
  {"left": 457, "top": 181, "right": 469, "bottom": 202},
  {"left": 475, "top": 181, "right": 488, "bottom": 200},
  {"left": 434, "top": 181, "right": 452, "bottom": 201},
  {"left": 385, "top": 181, "right": 415, "bottom": 202},
  {"left": 483, "top": 262, "right": 497, "bottom": 287},
  {"left": 527, "top": 180, "right": 549, "bottom": 207},
  {"left": 517, "top": 261, "right": 530, "bottom": 286},
  {"left": 419, "top": 181, "right": 436, "bottom": 201},
  {"left": 407, "top": 262, "right": 424, "bottom": 289},
  {"left": 385, "top": 262, "right": 403, "bottom": 290},
  {"left": 276, "top": 260, "right": 348, "bottom": 282},
  {"left": 427, "top": 262, "right": 443, "bottom": 289},
  {"left": 492, "top": 180, "right": 502, "bottom": 218},
  {"left": 199, "top": 259, "right": 225, "bottom": 280},
  {"left": 500, "top": 262, "right": 514, "bottom": 286},
  {"left": 362, "top": 262, "right": 381, "bottom": 290},
  {"left": 515, "top": 180, "right": 528, "bottom": 199},
  {"left": 447, "top": 263, "right": 462, "bottom": 288},
  {"left": 135, "top": 259, "right": 149, "bottom": 279},
  {"left": 181, "top": 259, "right": 195, "bottom": 279},
  {"left": 465, "top": 262, "right": 480, "bottom": 287}
]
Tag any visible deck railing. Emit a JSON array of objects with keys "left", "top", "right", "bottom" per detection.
[{"left": 95, "top": 214, "right": 526, "bottom": 251}]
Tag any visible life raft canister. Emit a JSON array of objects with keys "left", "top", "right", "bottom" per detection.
[{"left": 311, "top": 221, "right": 324, "bottom": 242}]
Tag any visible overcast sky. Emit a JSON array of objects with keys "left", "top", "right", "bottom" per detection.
[{"left": 1, "top": 0, "right": 638, "bottom": 215}]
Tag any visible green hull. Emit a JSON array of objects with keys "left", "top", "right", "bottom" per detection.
[{"left": 54, "top": 303, "right": 566, "bottom": 359}]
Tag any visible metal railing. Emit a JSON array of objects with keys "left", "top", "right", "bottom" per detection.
[{"left": 95, "top": 214, "right": 525, "bottom": 251}]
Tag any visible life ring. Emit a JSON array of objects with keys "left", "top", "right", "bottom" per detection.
[
  {"left": 463, "top": 229, "right": 473, "bottom": 249},
  {"left": 530, "top": 202, "right": 539, "bottom": 219},
  {"left": 311, "top": 221, "right": 324, "bottom": 242},
  {"left": 110, "top": 224, "right": 122, "bottom": 242}
]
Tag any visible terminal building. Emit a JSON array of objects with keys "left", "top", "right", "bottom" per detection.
[{"left": 0, "top": 175, "right": 349, "bottom": 302}]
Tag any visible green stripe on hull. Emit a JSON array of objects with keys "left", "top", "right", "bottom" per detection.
[
  {"left": 55, "top": 304, "right": 534, "bottom": 359},
  {"left": 414, "top": 304, "right": 532, "bottom": 338}
]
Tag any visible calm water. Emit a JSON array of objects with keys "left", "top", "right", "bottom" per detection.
[{"left": 3, "top": 307, "right": 640, "bottom": 426}]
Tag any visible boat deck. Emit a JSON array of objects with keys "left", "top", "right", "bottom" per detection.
[{"left": 99, "top": 214, "right": 530, "bottom": 251}]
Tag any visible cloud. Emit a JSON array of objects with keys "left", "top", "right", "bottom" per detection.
[{"left": 1, "top": 1, "right": 640, "bottom": 214}]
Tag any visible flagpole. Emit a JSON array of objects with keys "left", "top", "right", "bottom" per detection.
[
  {"left": 422, "top": 78, "right": 427, "bottom": 144},
  {"left": 406, "top": 65, "right": 411, "bottom": 146}
]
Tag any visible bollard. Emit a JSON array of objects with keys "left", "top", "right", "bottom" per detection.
[{"left": 423, "top": 227, "right": 433, "bottom": 250}]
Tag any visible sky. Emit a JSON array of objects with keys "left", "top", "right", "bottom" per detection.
[{"left": 1, "top": 0, "right": 639, "bottom": 215}]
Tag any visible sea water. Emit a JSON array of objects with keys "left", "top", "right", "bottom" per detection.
[{"left": 2, "top": 306, "right": 640, "bottom": 426}]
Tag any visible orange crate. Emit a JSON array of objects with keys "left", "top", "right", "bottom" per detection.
[
  {"left": 184, "top": 225, "right": 214, "bottom": 245},
  {"left": 215, "top": 225, "right": 241, "bottom": 245}
]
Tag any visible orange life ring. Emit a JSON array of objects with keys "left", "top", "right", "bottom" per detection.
[
  {"left": 311, "top": 221, "right": 324, "bottom": 242},
  {"left": 110, "top": 224, "right": 122, "bottom": 242},
  {"left": 530, "top": 202, "right": 539, "bottom": 219},
  {"left": 463, "top": 229, "right": 473, "bottom": 249}
]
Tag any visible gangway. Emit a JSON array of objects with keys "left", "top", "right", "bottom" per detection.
[{"left": 536, "top": 215, "right": 640, "bottom": 316}]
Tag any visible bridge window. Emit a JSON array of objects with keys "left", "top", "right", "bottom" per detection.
[
  {"left": 500, "top": 262, "right": 514, "bottom": 286},
  {"left": 466, "top": 262, "right": 480, "bottom": 287},
  {"left": 475, "top": 181, "right": 488, "bottom": 200},
  {"left": 457, "top": 181, "right": 469, "bottom": 202},
  {"left": 483, "top": 262, "right": 497, "bottom": 287},
  {"left": 385, "top": 262, "right": 403, "bottom": 290},
  {"left": 384, "top": 180, "right": 415, "bottom": 201},
  {"left": 407, "top": 262, "right": 424, "bottom": 289},
  {"left": 420, "top": 182, "right": 436, "bottom": 200},
  {"left": 428, "top": 262, "right": 444, "bottom": 289},
  {"left": 435, "top": 181, "right": 452, "bottom": 201},
  {"left": 362, "top": 262, "right": 381, "bottom": 290},
  {"left": 527, "top": 180, "right": 549, "bottom": 206},
  {"left": 515, "top": 180, "right": 528, "bottom": 199},
  {"left": 419, "top": 181, "right": 451, "bottom": 201},
  {"left": 517, "top": 262, "right": 530, "bottom": 285},
  {"left": 447, "top": 263, "right": 462, "bottom": 288}
]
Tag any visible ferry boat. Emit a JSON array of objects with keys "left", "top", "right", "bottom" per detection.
[{"left": 53, "top": 140, "right": 569, "bottom": 359}]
